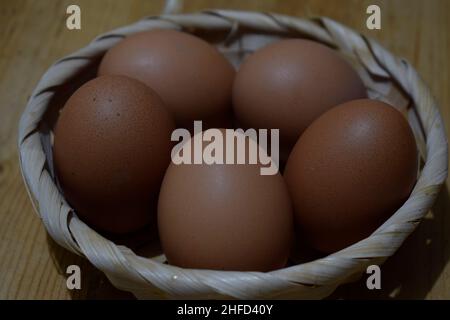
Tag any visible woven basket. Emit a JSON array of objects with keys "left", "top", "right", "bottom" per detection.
[{"left": 18, "top": 10, "right": 448, "bottom": 299}]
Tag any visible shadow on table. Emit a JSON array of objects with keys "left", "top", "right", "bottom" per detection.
[{"left": 330, "top": 183, "right": 450, "bottom": 299}]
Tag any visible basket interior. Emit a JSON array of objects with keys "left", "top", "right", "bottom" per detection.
[{"left": 38, "top": 24, "right": 425, "bottom": 267}]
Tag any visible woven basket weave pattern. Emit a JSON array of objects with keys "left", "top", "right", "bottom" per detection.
[{"left": 18, "top": 10, "right": 448, "bottom": 299}]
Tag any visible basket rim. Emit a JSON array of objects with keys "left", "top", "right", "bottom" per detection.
[{"left": 17, "top": 10, "right": 448, "bottom": 299}]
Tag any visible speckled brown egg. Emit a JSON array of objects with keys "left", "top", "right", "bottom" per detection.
[
  {"left": 158, "top": 130, "right": 294, "bottom": 271},
  {"left": 53, "top": 75, "right": 175, "bottom": 234},
  {"left": 284, "top": 99, "right": 418, "bottom": 253},
  {"left": 233, "top": 39, "right": 367, "bottom": 158},
  {"left": 98, "top": 29, "right": 235, "bottom": 129}
]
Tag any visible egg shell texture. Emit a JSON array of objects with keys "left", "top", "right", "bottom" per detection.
[
  {"left": 53, "top": 75, "right": 175, "bottom": 233},
  {"left": 158, "top": 131, "right": 294, "bottom": 271},
  {"left": 284, "top": 99, "right": 418, "bottom": 253},
  {"left": 98, "top": 29, "right": 235, "bottom": 129},
  {"left": 233, "top": 39, "right": 367, "bottom": 151}
]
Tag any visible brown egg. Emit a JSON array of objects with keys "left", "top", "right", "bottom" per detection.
[
  {"left": 284, "top": 99, "right": 418, "bottom": 253},
  {"left": 98, "top": 29, "right": 235, "bottom": 129},
  {"left": 53, "top": 75, "right": 175, "bottom": 234},
  {"left": 233, "top": 39, "right": 367, "bottom": 158},
  {"left": 158, "top": 130, "right": 293, "bottom": 271}
]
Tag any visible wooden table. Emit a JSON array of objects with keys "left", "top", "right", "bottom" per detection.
[{"left": 0, "top": 0, "right": 449, "bottom": 299}]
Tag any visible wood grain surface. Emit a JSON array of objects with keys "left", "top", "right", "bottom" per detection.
[{"left": 0, "top": 0, "right": 449, "bottom": 299}]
